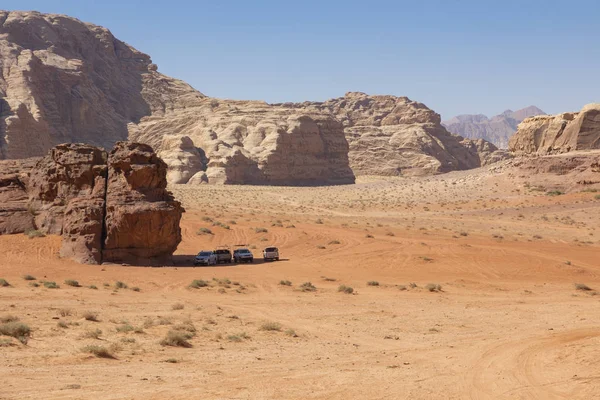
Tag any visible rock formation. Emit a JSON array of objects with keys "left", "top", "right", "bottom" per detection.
[
  {"left": 277, "top": 92, "right": 510, "bottom": 176},
  {"left": 509, "top": 104, "right": 600, "bottom": 154},
  {"left": 0, "top": 142, "right": 183, "bottom": 265},
  {"left": 443, "top": 106, "right": 546, "bottom": 149}
]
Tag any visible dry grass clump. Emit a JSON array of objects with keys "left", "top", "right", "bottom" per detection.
[
  {"left": 425, "top": 283, "right": 442, "bottom": 292},
  {"left": 0, "top": 278, "right": 10, "bottom": 287},
  {"left": 22, "top": 274, "right": 36, "bottom": 281},
  {"left": 338, "top": 285, "right": 354, "bottom": 294},
  {"left": 81, "top": 345, "right": 114, "bottom": 358},
  {"left": 367, "top": 281, "right": 380, "bottom": 286},
  {"left": 81, "top": 328, "right": 102, "bottom": 339},
  {"left": 197, "top": 227, "right": 213, "bottom": 235},
  {"left": 255, "top": 227, "right": 268, "bottom": 233},
  {"left": 189, "top": 279, "right": 209, "bottom": 289},
  {"left": 58, "top": 308, "right": 72, "bottom": 317},
  {"left": 25, "top": 229, "right": 45, "bottom": 239},
  {"left": 260, "top": 322, "right": 282, "bottom": 332},
  {"left": 227, "top": 332, "right": 251, "bottom": 342},
  {"left": 279, "top": 280, "right": 292, "bottom": 286},
  {"left": 0, "top": 320, "right": 31, "bottom": 344},
  {"left": 82, "top": 311, "right": 99, "bottom": 322},
  {"left": 328, "top": 240, "right": 341, "bottom": 245},
  {"left": 64, "top": 279, "right": 80, "bottom": 287},
  {"left": 575, "top": 283, "right": 593, "bottom": 291},
  {"left": 42, "top": 281, "right": 59, "bottom": 289},
  {"left": 116, "top": 324, "right": 134, "bottom": 333},
  {"left": 299, "top": 282, "right": 317, "bottom": 292},
  {"left": 115, "top": 281, "right": 128, "bottom": 289},
  {"left": 172, "top": 303, "right": 185, "bottom": 310},
  {"left": 160, "top": 330, "right": 193, "bottom": 347}
]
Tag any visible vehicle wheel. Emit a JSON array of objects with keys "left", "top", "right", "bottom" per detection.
[{"left": 275, "top": 257, "right": 279, "bottom": 261}]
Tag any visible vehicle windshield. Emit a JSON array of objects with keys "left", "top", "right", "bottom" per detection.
[
  {"left": 197, "top": 251, "right": 212, "bottom": 256},
  {"left": 235, "top": 249, "right": 251, "bottom": 254},
  {"left": 265, "top": 247, "right": 277, "bottom": 252}
]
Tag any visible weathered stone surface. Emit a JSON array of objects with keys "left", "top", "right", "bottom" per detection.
[
  {"left": 459, "top": 137, "right": 512, "bottom": 166},
  {"left": 509, "top": 104, "right": 600, "bottom": 155},
  {"left": 443, "top": 106, "right": 546, "bottom": 149},
  {"left": 103, "top": 142, "right": 183, "bottom": 265},
  {"left": 0, "top": 142, "right": 182, "bottom": 265},
  {"left": 28, "top": 143, "right": 107, "bottom": 234},
  {"left": 157, "top": 136, "right": 205, "bottom": 184}
]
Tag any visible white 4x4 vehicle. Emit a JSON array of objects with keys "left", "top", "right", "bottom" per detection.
[{"left": 263, "top": 247, "right": 279, "bottom": 261}]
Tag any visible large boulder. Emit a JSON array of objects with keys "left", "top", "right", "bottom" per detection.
[
  {"left": 103, "top": 142, "right": 183, "bottom": 265},
  {"left": 0, "top": 142, "right": 183, "bottom": 265},
  {"left": 509, "top": 104, "right": 600, "bottom": 154}
]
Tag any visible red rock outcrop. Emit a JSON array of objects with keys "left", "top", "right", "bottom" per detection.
[
  {"left": 103, "top": 142, "right": 183, "bottom": 265},
  {"left": 0, "top": 142, "right": 182, "bottom": 265}
]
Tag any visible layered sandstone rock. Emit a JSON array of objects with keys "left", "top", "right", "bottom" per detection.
[
  {"left": 103, "top": 142, "right": 183, "bottom": 265},
  {"left": 509, "top": 104, "right": 600, "bottom": 155},
  {"left": 0, "top": 142, "right": 182, "bottom": 264},
  {"left": 278, "top": 92, "right": 509, "bottom": 176}
]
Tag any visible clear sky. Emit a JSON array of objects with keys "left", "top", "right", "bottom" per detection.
[{"left": 3, "top": 0, "right": 599, "bottom": 119}]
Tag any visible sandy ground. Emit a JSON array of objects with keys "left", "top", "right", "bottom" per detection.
[{"left": 1, "top": 167, "right": 599, "bottom": 399}]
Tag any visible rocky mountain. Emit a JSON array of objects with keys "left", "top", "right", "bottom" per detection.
[
  {"left": 0, "top": 10, "right": 507, "bottom": 184},
  {"left": 509, "top": 104, "right": 600, "bottom": 154},
  {"left": 442, "top": 106, "right": 546, "bottom": 149},
  {"left": 0, "top": 142, "right": 182, "bottom": 265}
]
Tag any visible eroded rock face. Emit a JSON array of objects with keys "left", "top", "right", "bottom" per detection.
[
  {"left": 0, "top": 142, "right": 182, "bottom": 265},
  {"left": 103, "top": 142, "right": 183, "bottom": 265},
  {"left": 509, "top": 104, "right": 600, "bottom": 154}
]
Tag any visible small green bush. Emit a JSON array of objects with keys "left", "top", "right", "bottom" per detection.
[
  {"left": 0, "top": 321, "right": 30, "bottom": 344},
  {"left": 64, "top": 279, "right": 80, "bottom": 287},
  {"left": 189, "top": 279, "right": 209, "bottom": 289},
  {"left": 160, "top": 331, "right": 193, "bottom": 347},
  {"left": 43, "top": 281, "right": 59, "bottom": 289}
]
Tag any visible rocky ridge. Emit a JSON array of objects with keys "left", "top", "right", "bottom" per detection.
[{"left": 509, "top": 104, "right": 600, "bottom": 155}]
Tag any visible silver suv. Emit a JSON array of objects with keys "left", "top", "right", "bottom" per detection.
[
  {"left": 263, "top": 247, "right": 279, "bottom": 261},
  {"left": 194, "top": 251, "right": 216, "bottom": 266},
  {"left": 233, "top": 248, "right": 254, "bottom": 263}
]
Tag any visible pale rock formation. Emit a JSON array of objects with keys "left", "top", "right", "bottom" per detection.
[{"left": 509, "top": 104, "right": 600, "bottom": 154}]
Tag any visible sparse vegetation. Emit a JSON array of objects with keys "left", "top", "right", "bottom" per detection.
[
  {"left": 197, "top": 227, "right": 213, "bottom": 235},
  {"left": 116, "top": 324, "right": 134, "bottom": 333},
  {"left": 115, "top": 281, "right": 128, "bottom": 289},
  {"left": 279, "top": 280, "right": 292, "bottom": 286},
  {"left": 255, "top": 227, "right": 268, "bottom": 233},
  {"left": 58, "top": 308, "right": 72, "bottom": 317},
  {"left": 575, "top": 283, "right": 593, "bottom": 291},
  {"left": 172, "top": 303, "right": 185, "bottom": 310},
  {"left": 25, "top": 229, "right": 45, "bottom": 239},
  {"left": 160, "top": 330, "right": 193, "bottom": 347},
  {"left": 81, "top": 345, "right": 114, "bottom": 358},
  {"left": 82, "top": 311, "right": 99, "bottom": 322},
  {"left": 189, "top": 279, "right": 209, "bottom": 289},
  {"left": 81, "top": 328, "right": 102, "bottom": 339},
  {"left": 89, "top": 285, "right": 98, "bottom": 290},
  {"left": 425, "top": 283, "right": 442, "bottom": 292},
  {"left": 338, "top": 285, "right": 354, "bottom": 294},
  {"left": 22, "top": 274, "right": 36, "bottom": 281},
  {"left": 64, "top": 279, "right": 80, "bottom": 287},
  {"left": 260, "top": 321, "right": 282, "bottom": 331},
  {"left": 42, "top": 281, "right": 59, "bottom": 289},
  {"left": 365, "top": 234, "right": 374, "bottom": 238},
  {"left": 0, "top": 279, "right": 10, "bottom": 287},
  {"left": 315, "top": 219, "right": 324, "bottom": 224},
  {"left": 367, "top": 281, "right": 380, "bottom": 286},
  {"left": 328, "top": 240, "right": 341, "bottom": 245},
  {"left": 0, "top": 320, "right": 30, "bottom": 344},
  {"left": 546, "top": 190, "right": 564, "bottom": 196},
  {"left": 299, "top": 282, "right": 317, "bottom": 292}
]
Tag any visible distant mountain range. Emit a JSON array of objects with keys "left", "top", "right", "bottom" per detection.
[{"left": 442, "top": 106, "right": 546, "bottom": 149}]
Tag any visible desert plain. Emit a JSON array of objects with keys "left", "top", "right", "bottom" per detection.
[{"left": 1, "top": 160, "right": 599, "bottom": 400}]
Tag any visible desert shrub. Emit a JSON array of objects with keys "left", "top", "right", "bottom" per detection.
[
  {"left": 285, "top": 329, "right": 298, "bottom": 337},
  {"left": 397, "top": 285, "right": 407, "bottom": 291},
  {"left": 115, "top": 281, "right": 128, "bottom": 289},
  {"left": 575, "top": 283, "right": 592, "bottom": 291},
  {"left": 121, "top": 337, "right": 136, "bottom": 344},
  {"left": 0, "top": 321, "right": 31, "bottom": 344},
  {"left": 163, "top": 358, "right": 178, "bottom": 363},
  {"left": 0, "top": 279, "right": 10, "bottom": 287},
  {"left": 201, "top": 216, "right": 213, "bottom": 222},
  {"left": 315, "top": 219, "right": 324, "bottom": 224},
  {"left": 255, "top": 227, "right": 268, "bottom": 233},
  {"left": 25, "top": 229, "right": 45, "bottom": 239},
  {"left": 328, "top": 240, "right": 341, "bottom": 245},
  {"left": 22, "top": 275, "right": 36, "bottom": 281},
  {"left": 386, "top": 232, "right": 395, "bottom": 236},
  {"left": 172, "top": 303, "right": 185, "bottom": 310},
  {"left": 81, "top": 328, "right": 102, "bottom": 339},
  {"left": 323, "top": 277, "right": 336, "bottom": 282},
  {"left": 425, "top": 283, "right": 442, "bottom": 292},
  {"left": 367, "top": 281, "right": 379, "bottom": 286},
  {"left": 116, "top": 324, "right": 134, "bottom": 333},
  {"left": 317, "top": 245, "right": 326, "bottom": 250},
  {"left": 546, "top": 190, "right": 564, "bottom": 196},
  {"left": 64, "top": 279, "right": 80, "bottom": 287},
  {"left": 197, "top": 227, "right": 213, "bottom": 235},
  {"left": 299, "top": 282, "right": 316, "bottom": 292},
  {"left": 409, "top": 282, "right": 418, "bottom": 288},
  {"left": 58, "top": 308, "right": 72, "bottom": 317},
  {"left": 189, "top": 279, "right": 209, "bottom": 289},
  {"left": 131, "top": 287, "right": 141, "bottom": 292},
  {"left": 173, "top": 321, "right": 197, "bottom": 336},
  {"left": 81, "top": 345, "right": 113, "bottom": 358},
  {"left": 286, "top": 224, "right": 296, "bottom": 228},
  {"left": 338, "top": 285, "right": 354, "bottom": 294},
  {"left": 279, "top": 280, "right": 292, "bottom": 286},
  {"left": 57, "top": 321, "right": 68, "bottom": 329},
  {"left": 365, "top": 234, "right": 374, "bottom": 238},
  {"left": 160, "top": 330, "right": 193, "bottom": 347},
  {"left": 460, "top": 232, "right": 468, "bottom": 237},
  {"left": 595, "top": 194, "right": 600, "bottom": 200},
  {"left": 0, "top": 315, "right": 19, "bottom": 323},
  {"left": 260, "top": 322, "right": 282, "bottom": 332},
  {"left": 89, "top": 285, "right": 98, "bottom": 290},
  {"left": 29, "top": 282, "right": 40, "bottom": 287},
  {"left": 155, "top": 317, "right": 172, "bottom": 326},
  {"left": 42, "top": 281, "right": 59, "bottom": 289},
  {"left": 82, "top": 311, "right": 99, "bottom": 322}
]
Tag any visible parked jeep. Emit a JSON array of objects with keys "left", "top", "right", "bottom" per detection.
[
  {"left": 233, "top": 248, "right": 254, "bottom": 263},
  {"left": 263, "top": 247, "right": 279, "bottom": 261},
  {"left": 214, "top": 248, "right": 232, "bottom": 264}
]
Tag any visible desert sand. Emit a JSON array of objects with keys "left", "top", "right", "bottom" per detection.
[{"left": 1, "top": 164, "right": 599, "bottom": 400}]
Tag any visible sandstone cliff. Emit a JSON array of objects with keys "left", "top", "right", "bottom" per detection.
[
  {"left": 509, "top": 104, "right": 600, "bottom": 154},
  {"left": 443, "top": 106, "right": 546, "bottom": 149},
  {"left": 0, "top": 142, "right": 183, "bottom": 265}
]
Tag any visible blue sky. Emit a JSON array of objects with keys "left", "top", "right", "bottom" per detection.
[{"left": 3, "top": 0, "right": 599, "bottom": 119}]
